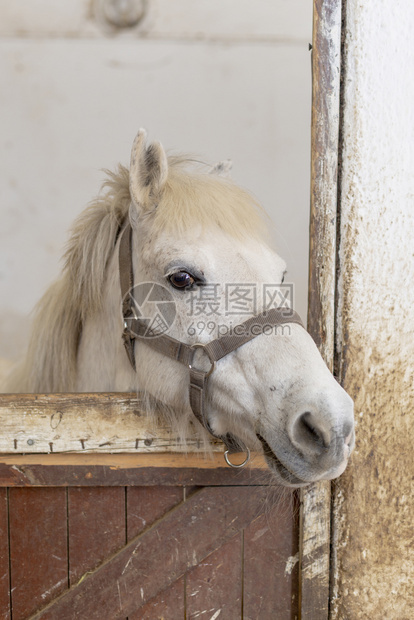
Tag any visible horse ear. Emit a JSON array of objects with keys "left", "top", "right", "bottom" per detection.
[
  {"left": 129, "top": 128, "right": 168, "bottom": 215},
  {"left": 209, "top": 159, "right": 233, "bottom": 178}
]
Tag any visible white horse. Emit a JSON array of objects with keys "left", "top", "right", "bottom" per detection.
[{"left": 3, "top": 129, "right": 354, "bottom": 486}]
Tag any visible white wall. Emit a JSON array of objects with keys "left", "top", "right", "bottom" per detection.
[
  {"left": 0, "top": 0, "right": 312, "bottom": 361},
  {"left": 332, "top": 0, "right": 414, "bottom": 617}
]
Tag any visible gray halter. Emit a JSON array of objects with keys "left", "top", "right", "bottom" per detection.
[{"left": 119, "top": 223, "right": 304, "bottom": 467}]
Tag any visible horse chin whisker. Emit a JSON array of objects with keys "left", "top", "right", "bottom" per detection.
[{"left": 256, "top": 433, "right": 308, "bottom": 487}]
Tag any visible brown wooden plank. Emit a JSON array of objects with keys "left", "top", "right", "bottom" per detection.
[
  {"left": 0, "top": 489, "right": 10, "bottom": 620},
  {"left": 0, "top": 453, "right": 268, "bottom": 487},
  {"left": 126, "top": 487, "right": 192, "bottom": 617},
  {"left": 186, "top": 533, "right": 242, "bottom": 619},
  {"left": 68, "top": 487, "right": 126, "bottom": 585},
  {"left": 243, "top": 491, "right": 299, "bottom": 619},
  {"left": 32, "top": 486, "right": 269, "bottom": 619},
  {"left": 127, "top": 486, "right": 183, "bottom": 540},
  {"left": 130, "top": 578, "right": 185, "bottom": 619},
  {"left": 9, "top": 488, "right": 68, "bottom": 619}
]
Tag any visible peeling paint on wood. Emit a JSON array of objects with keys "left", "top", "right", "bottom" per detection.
[
  {"left": 308, "top": 0, "right": 342, "bottom": 363},
  {"left": 300, "top": 1, "right": 342, "bottom": 618},
  {"left": 301, "top": 484, "right": 331, "bottom": 584},
  {"left": 285, "top": 552, "right": 299, "bottom": 577}
]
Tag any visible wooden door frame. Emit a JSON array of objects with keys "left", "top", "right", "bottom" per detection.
[{"left": 299, "top": 1, "right": 344, "bottom": 618}]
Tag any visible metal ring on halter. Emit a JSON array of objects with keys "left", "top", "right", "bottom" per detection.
[
  {"left": 224, "top": 447, "right": 251, "bottom": 468},
  {"left": 189, "top": 343, "right": 216, "bottom": 377}
]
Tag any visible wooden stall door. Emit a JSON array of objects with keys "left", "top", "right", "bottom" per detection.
[{"left": 0, "top": 480, "right": 299, "bottom": 619}]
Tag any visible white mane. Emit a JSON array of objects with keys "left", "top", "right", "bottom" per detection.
[{"left": 4, "top": 159, "right": 269, "bottom": 393}]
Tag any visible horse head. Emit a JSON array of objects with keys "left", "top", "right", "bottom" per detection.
[{"left": 118, "top": 129, "right": 355, "bottom": 487}]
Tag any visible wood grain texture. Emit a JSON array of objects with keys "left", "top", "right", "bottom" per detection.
[
  {"left": 300, "top": 1, "right": 343, "bottom": 618},
  {"left": 0, "top": 484, "right": 299, "bottom": 618},
  {"left": 244, "top": 495, "right": 299, "bottom": 619},
  {"left": 186, "top": 534, "right": 242, "bottom": 619},
  {"left": 68, "top": 487, "right": 126, "bottom": 585},
  {"left": 31, "top": 486, "right": 268, "bottom": 619},
  {"left": 308, "top": 0, "right": 341, "bottom": 360},
  {"left": 8, "top": 488, "right": 68, "bottom": 619},
  {"left": 0, "top": 393, "right": 222, "bottom": 454},
  {"left": 127, "top": 486, "right": 184, "bottom": 540},
  {"left": 300, "top": 482, "right": 331, "bottom": 619},
  {"left": 0, "top": 453, "right": 268, "bottom": 487},
  {"left": 0, "top": 490, "right": 10, "bottom": 620},
  {"left": 132, "top": 578, "right": 185, "bottom": 619}
]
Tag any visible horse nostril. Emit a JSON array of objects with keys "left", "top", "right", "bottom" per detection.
[
  {"left": 285, "top": 390, "right": 354, "bottom": 477},
  {"left": 303, "top": 414, "right": 325, "bottom": 444},
  {"left": 292, "top": 411, "right": 331, "bottom": 455}
]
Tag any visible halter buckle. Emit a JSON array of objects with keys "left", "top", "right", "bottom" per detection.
[{"left": 189, "top": 343, "right": 216, "bottom": 377}]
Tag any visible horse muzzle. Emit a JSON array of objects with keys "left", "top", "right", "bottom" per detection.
[{"left": 257, "top": 390, "right": 355, "bottom": 487}]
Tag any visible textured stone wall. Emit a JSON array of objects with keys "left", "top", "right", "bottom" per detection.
[{"left": 332, "top": 0, "right": 414, "bottom": 617}]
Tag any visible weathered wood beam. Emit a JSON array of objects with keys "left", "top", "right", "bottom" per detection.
[
  {"left": 0, "top": 452, "right": 268, "bottom": 487},
  {"left": 300, "top": 1, "right": 343, "bottom": 618},
  {"left": 0, "top": 392, "right": 221, "bottom": 454}
]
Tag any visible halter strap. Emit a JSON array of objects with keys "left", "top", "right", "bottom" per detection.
[
  {"left": 119, "top": 223, "right": 305, "bottom": 461},
  {"left": 119, "top": 223, "right": 136, "bottom": 370}
]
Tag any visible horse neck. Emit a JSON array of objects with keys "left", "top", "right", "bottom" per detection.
[{"left": 75, "top": 247, "right": 137, "bottom": 392}]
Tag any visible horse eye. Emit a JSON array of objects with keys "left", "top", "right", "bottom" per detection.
[{"left": 169, "top": 271, "right": 195, "bottom": 290}]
